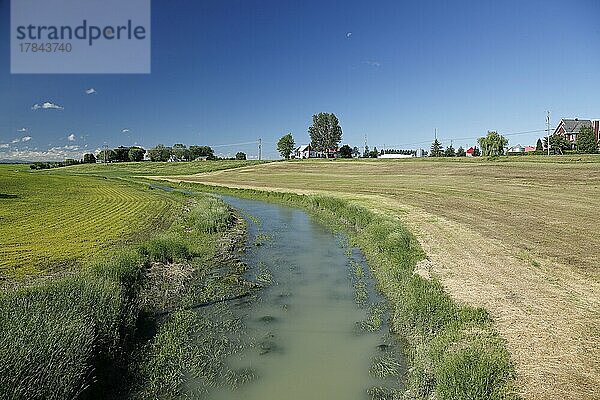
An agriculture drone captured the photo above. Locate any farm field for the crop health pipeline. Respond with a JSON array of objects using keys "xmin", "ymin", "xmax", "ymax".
[
  {"xmin": 160, "ymin": 156, "xmax": 600, "ymax": 400},
  {"xmin": 0, "ymin": 161, "xmax": 266, "ymax": 281},
  {"xmin": 0, "ymin": 164, "xmax": 180, "ymax": 280},
  {"xmin": 57, "ymin": 159, "xmax": 269, "ymax": 178}
]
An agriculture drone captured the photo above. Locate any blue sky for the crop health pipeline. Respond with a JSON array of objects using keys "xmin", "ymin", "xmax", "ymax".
[{"xmin": 1, "ymin": 0, "xmax": 600, "ymax": 160}]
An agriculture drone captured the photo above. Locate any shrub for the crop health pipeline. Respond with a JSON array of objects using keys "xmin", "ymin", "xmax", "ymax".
[{"xmin": 139, "ymin": 232, "xmax": 191, "ymax": 263}]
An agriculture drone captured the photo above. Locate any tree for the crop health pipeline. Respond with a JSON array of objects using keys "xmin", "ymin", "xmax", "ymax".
[
  {"xmin": 536, "ymin": 138, "xmax": 544, "ymax": 151},
  {"xmin": 308, "ymin": 113, "xmax": 343, "ymax": 156},
  {"xmin": 128, "ymin": 147, "xmax": 145, "ymax": 162},
  {"xmin": 444, "ymin": 144, "xmax": 456, "ymax": 157},
  {"xmin": 277, "ymin": 133, "xmax": 295, "ymax": 159},
  {"xmin": 363, "ymin": 145, "xmax": 369, "ymax": 158},
  {"xmin": 97, "ymin": 149, "xmax": 116, "ymax": 163},
  {"xmin": 235, "ymin": 152, "xmax": 247, "ymax": 160},
  {"xmin": 576, "ymin": 126, "xmax": 598, "ymax": 154},
  {"xmin": 456, "ymin": 146, "xmax": 466, "ymax": 157},
  {"xmin": 430, "ymin": 139, "xmax": 443, "ymax": 157},
  {"xmin": 352, "ymin": 146, "xmax": 360, "ymax": 158},
  {"xmin": 477, "ymin": 131, "xmax": 508, "ymax": 156},
  {"xmin": 113, "ymin": 146, "xmax": 130, "ymax": 162},
  {"xmin": 472, "ymin": 146, "xmax": 481, "ymax": 157},
  {"xmin": 148, "ymin": 144, "xmax": 171, "ymax": 162},
  {"xmin": 171, "ymin": 144, "xmax": 189, "ymax": 161},
  {"xmin": 339, "ymin": 144, "xmax": 353, "ymax": 158},
  {"xmin": 189, "ymin": 146, "xmax": 215, "ymax": 160},
  {"xmin": 83, "ymin": 153, "xmax": 96, "ymax": 163},
  {"xmin": 369, "ymin": 147, "xmax": 379, "ymax": 158},
  {"xmin": 543, "ymin": 134, "xmax": 571, "ymax": 155}
]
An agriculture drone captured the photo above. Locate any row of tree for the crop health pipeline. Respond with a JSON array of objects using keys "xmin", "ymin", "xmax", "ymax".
[
  {"xmin": 93, "ymin": 144, "xmax": 247, "ymax": 163},
  {"xmin": 30, "ymin": 158, "xmax": 85, "ymax": 170},
  {"xmin": 430, "ymin": 139, "xmax": 481, "ymax": 157},
  {"xmin": 96, "ymin": 146, "xmax": 146, "ymax": 163}
]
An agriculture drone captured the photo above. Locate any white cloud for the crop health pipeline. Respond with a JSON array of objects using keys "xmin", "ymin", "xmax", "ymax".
[
  {"xmin": 364, "ymin": 60, "xmax": 381, "ymax": 67},
  {"xmin": 17, "ymin": 127, "xmax": 27, "ymax": 133},
  {"xmin": 85, "ymin": 88, "xmax": 97, "ymax": 95},
  {"xmin": 0, "ymin": 145, "xmax": 86, "ymax": 161},
  {"xmin": 68, "ymin": 133, "xmax": 76, "ymax": 141},
  {"xmin": 346, "ymin": 32, "xmax": 352, "ymax": 38},
  {"xmin": 11, "ymin": 138, "xmax": 20, "ymax": 143},
  {"xmin": 21, "ymin": 136, "xmax": 32, "ymax": 142},
  {"xmin": 0, "ymin": 143, "xmax": 9, "ymax": 149},
  {"xmin": 31, "ymin": 101, "xmax": 64, "ymax": 110},
  {"xmin": 121, "ymin": 128, "xmax": 130, "ymax": 133}
]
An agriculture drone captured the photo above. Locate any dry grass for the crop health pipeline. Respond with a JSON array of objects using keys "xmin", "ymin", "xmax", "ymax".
[{"xmin": 161, "ymin": 156, "xmax": 600, "ymax": 400}]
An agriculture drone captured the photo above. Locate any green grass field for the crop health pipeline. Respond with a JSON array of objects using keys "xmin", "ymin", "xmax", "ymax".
[
  {"xmin": 0, "ymin": 161, "xmax": 250, "ymax": 399},
  {"xmin": 0, "ymin": 161, "xmax": 265, "ymax": 280},
  {"xmin": 163, "ymin": 155, "xmax": 600, "ymax": 400},
  {"xmin": 0, "ymin": 165, "xmax": 184, "ymax": 279},
  {"xmin": 56, "ymin": 159, "xmax": 269, "ymax": 178}
]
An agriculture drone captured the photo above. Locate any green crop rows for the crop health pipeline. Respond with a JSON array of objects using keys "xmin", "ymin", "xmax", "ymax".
[{"xmin": 0, "ymin": 165, "xmax": 179, "ymax": 278}]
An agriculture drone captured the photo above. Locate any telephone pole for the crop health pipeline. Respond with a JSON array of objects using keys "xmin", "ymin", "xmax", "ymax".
[
  {"xmin": 546, "ymin": 111, "xmax": 551, "ymax": 156},
  {"xmin": 258, "ymin": 138, "xmax": 262, "ymax": 160},
  {"xmin": 103, "ymin": 144, "xmax": 108, "ymax": 164}
]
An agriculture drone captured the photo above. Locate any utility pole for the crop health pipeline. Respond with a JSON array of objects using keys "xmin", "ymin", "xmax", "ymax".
[
  {"xmin": 258, "ymin": 138, "xmax": 262, "ymax": 160},
  {"xmin": 364, "ymin": 134, "xmax": 367, "ymax": 157},
  {"xmin": 546, "ymin": 111, "xmax": 551, "ymax": 156},
  {"xmin": 103, "ymin": 144, "xmax": 108, "ymax": 164}
]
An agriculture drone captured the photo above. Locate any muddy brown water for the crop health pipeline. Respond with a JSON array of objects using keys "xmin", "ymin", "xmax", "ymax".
[{"xmin": 200, "ymin": 196, "xmax": 405, "ymax": 399}]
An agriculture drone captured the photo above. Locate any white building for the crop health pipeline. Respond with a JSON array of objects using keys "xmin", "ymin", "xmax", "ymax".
[
  {"xmin": 506, "ymin": 144, "xmax": 525, "ymax": 153},
  {"xmin": 379, "ymin": 153, "xmax": 413, "ymax": 159},
  {"xmin": 293, "ymin": 144, "xmax": 316, "ymax": 159}
]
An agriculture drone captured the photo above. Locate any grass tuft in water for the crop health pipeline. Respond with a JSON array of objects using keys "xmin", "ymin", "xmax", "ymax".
[
  {"xmin": 370, "ymin": 354, "xmax": 402, "ymax": 379},
  {"xmin": 367, "ymin": 386, "xmax": 403, "ymax": 400}
]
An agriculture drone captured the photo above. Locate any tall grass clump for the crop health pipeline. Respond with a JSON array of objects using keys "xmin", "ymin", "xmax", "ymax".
[
  {"xmin": 186, "ymin": 196, "xmax": 234, "ymax": 234},
  {"xmin": 179, "ymin": 183, "xmax": 519, "ymax": 400},
  {"xmin": 0, "ymin": 194, "xmax": 236, "ymax": 399},
  {"xmin": 0, "ymin": 251, "xmax": 142, "ymax": 400}
]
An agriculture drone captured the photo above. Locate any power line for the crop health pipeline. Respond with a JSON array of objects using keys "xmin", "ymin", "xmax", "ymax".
[
  {"xmin": 208, "ymin": 141, "xmax": 259, "ymax": 148},
  {"xmin": 376, "ymin": 128, "xmax": 554, "ymax": 149}
]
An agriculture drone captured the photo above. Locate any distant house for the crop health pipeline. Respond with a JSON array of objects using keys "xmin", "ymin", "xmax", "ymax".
[
  {"xmin": 294, "ymin": 144, "xmax": 316, "ymax": 159},
  {"xmin": 553, "ymin": 118, "xmax": 600, "ymax": 148},
  {"xmin": 466, "ymin": 147, "xmax": 475, "ymax": 157},
  {"xmin": 524, "ymin": 146, "xmax": 536, "ymax": 153},
  {"xmin": 506, "ymin": 144, "xmax": 525, "ymax": 154}
]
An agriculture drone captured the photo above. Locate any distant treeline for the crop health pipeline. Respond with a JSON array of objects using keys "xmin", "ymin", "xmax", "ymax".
[
  {"xmin": 30, "ymin": 158, "xmax": 90, "ymax": 170},
  {"xmin": 30, "ymin": 144, "xmax": 247, "ymax": 169},
  {"xmin": 98, "ymin": 144, "xmax": 246, "ymax": 162}
]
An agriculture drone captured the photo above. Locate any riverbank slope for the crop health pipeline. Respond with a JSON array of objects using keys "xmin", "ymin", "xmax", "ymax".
[{"xmin": 159, "ymin": 156, "xmax": 600, "ymax": 400}]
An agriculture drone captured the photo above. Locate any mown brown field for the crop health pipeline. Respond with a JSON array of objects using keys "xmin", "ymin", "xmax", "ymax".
[{"xmin": 162, "ymin": 156, "xmax": 600, "ymax": 400}]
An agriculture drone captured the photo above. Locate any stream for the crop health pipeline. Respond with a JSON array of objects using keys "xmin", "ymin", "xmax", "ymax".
[{"xmin": 193, "ymin": 195, "xmax": 406, "ymax": 399}]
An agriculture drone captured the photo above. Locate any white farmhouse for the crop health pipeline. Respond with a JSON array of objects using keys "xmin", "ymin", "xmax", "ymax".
[{"xmin": 294, "ymin": 144, "xmax": 316, "ymax": 159}]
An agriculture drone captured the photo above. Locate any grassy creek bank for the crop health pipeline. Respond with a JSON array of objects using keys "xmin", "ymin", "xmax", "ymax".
[
  {"xmin": 0, "ymin": 191, "xmax": 253, "ymax": 399},
  {"xmin": 164, "ymin": 181, "xmax": 519, "ymax": 400}
]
